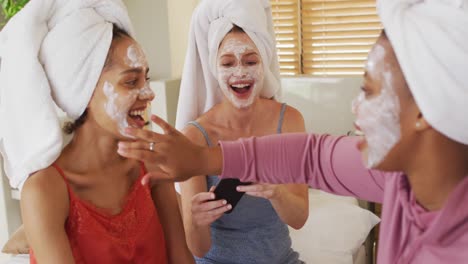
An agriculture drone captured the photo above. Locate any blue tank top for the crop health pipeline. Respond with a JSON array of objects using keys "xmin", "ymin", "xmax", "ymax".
[{"xmin": 188, "ymin": 103, "xmax": 303, "ymax": 264}]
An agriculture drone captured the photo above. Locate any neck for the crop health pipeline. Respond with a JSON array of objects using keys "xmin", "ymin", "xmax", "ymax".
[
  {"xmin": 60, "ymin": 122, "xmax": 130, "ymax": 173},
  {"xmin": 217, "ymin": 98, "xmax": 262, "ymax": 132},
  {"xmin": 406, "ymin": 134, "xmax": 468, "ymax": 211}
]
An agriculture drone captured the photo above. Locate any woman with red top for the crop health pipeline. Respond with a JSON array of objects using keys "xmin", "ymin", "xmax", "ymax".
[{"xmin": 0, "ymin": 0, "xmax": 193, "ymax": 263}]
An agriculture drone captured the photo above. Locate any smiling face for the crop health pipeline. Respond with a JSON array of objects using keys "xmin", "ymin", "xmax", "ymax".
[
  {"xmin": 88, "ymin": 36, "xmax": 154, "ymax": 139},
  {"xmin": 353, "ymin": 32, "xmax": 419, "ymax": 170},
  {"xmin": 216, "ymin": 29, "xmax": 264, "ymax": 109}
]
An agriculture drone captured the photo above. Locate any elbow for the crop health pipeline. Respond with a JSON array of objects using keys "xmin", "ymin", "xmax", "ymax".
[
  {"xmin": 190, "ymin": 244, "xmax": 210, "ymax": 258},
  {"xmin": 289, "ymin": 208, "xmax": 309, "ymax": 230},
  {"xmin": 289, "ymin": 221, "xmax": 306, "ymax": 230},
  {"xmin": 186, "ymin": 233, "xmax": 211, "ymax": 258}
]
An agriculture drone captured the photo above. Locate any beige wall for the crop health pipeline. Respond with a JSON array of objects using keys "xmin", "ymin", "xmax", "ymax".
[
  {"xmin": 282, "ymin": 77, "xmax": 362, "ymax": 135},
  {"xmin": 124, "ymin": 0, "xmax": 199, "ymax": 80},
  {"xmin": 123, "ymin": 0, "xmax": 172, "ymax": 80},
  {"xmin": 167, "ymin": 0, "xmax": 199, "ymax": 78}
]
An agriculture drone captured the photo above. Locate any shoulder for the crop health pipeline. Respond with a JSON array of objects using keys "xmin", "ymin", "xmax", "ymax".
[
  {"xmin": 181, "ymin": 122, "xmax": 209, "ymax": 146},
  {"xmin": 21, "ymin": 166, "xmax": 70, "ymax": 220},
  {"xmin": 281, "ymin": 104, "xmax": 306, "ymax": 133},
  {"xmin": 181, "ymin": 114, "xmax": 214, "ymax": 147}
]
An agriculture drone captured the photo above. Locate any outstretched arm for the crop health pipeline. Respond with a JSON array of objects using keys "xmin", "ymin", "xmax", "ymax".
[{"xmin": 118, "ymin": 115, "xmax": 395, "ymax": 203}]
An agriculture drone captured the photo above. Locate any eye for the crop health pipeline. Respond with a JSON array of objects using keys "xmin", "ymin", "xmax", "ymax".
[
  {"xmin": 125, "ymin": 79, "xmax": 138, "ymax": 86},
  {"xmin": 221, "ymin": 62, "xmax": 234, "ymax": 67},
  {"xmin": 246, "ymin": 61, "xmax": 257, "ymax": 66}
]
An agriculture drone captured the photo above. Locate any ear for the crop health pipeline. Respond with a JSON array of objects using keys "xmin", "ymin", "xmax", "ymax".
[{"xmin": 415, "ymin": 112, "xmax": 431, "ymax": 132}]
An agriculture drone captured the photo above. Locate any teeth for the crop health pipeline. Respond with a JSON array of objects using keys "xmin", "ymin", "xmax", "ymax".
[
  {"xmin": 354, "ymin": 130, "xmax": 364, "ymax": 136},
  {"xmin": 129, "ymin": 109, "xmax": 145, "ymax": 116},
  {"xmin": 231, "ymin": 84, "xmax": 249, "ymax": 89}
]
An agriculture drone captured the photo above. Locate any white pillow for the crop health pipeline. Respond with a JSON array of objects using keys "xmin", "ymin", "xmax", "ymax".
[{"xmin": 290, "ymin": 190, "xmax": 380, "ymax": 263}]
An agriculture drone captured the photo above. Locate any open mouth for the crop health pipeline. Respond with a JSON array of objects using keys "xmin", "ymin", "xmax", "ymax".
[
  {"xmin": 128, "ymin": 107, "xmax": 148, "ymax": 128},
  {"xmin": 230, "ymin": 82, "xmax": 253, "ymax": 96},
  {"xmin": 353, "ymin": 123, "xmax": 365, "ymax": 136}
]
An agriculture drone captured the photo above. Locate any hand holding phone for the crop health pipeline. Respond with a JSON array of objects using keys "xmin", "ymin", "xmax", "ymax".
[{"xmin": 213, "ymin": 179, "xmax": 251, "ymax": 214}]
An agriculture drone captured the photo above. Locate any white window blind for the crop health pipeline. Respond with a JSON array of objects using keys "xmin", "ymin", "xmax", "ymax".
[
  {"xmin": 271, "ymin": 0, "xmax": 382, "ymax": 76},
  {"xmin": 271, "ymin": 0, "xmax": 301, "ymax": 76}
]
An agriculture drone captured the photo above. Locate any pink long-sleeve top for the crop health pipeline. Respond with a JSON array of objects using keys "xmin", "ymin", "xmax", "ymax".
[{"xmin": 219, "ymin": 134, "xmax": 468, "ymax": 264}]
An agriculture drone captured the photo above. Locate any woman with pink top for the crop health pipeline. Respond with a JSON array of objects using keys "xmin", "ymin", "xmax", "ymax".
[{"xmin": 117, "ymin": 0, "xmax": 468, "ymax": 263}]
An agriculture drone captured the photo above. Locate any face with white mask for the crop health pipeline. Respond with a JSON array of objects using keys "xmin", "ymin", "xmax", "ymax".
[
  {"xmin": 216, "ymin": 28, "xmax": 264, "ymax": 109},
  {"xmin": 352, "ymin": 32, "xmax": 419, "ymax": 171},
  {"xmin": 88, "ymin": 35, "xmax": 155, "ymax": 139}
]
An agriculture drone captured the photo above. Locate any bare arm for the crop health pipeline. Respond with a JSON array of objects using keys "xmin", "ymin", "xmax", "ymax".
[
  {"xmin": 241, "ymin": 106, "xmax": 309, "ymax": 229},
  {"xmin": 180, "ymin": 176, "xmax": 212, "ymax": 257},
  {"xmin": 151, "ymin": 182, "xmax": 195, "ymax": 264},
  {"xmin": 179, "ymin": 126, "xmax": 231, "ymax": 257},
  {"xmin": 21, "ymin": 168, "xmax": 74, "ymax": 264},
  {"xmin": 270, "ymin": 184, "xmax": 309, "ymax": 229}
]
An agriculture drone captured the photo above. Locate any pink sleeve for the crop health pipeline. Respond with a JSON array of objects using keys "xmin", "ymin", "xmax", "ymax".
[{"xmin": 220, "ymin": 133, "xmax": 395, "ymax": 203}]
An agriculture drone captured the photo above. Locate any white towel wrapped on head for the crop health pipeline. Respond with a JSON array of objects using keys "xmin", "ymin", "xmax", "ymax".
[
  {"xmin": 175, "ymin": 0, "xmax": 281, "ymax": 130},
  {"xmin": 0, "ymin": 0, "xmax": 134, "ymax": 189},
  {"xmin": 377, "ymin": 0, "xmax": 468, "ymax": 145}
]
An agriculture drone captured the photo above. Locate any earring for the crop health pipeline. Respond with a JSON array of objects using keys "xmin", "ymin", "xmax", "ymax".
[{"xmin": 415, "ymin": 122, "xmax": 421, "ymax": 128}]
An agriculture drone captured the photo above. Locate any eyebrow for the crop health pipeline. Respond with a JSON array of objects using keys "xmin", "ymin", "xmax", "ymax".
[
  {"xmin": 243, "ymin": 51, "xmax": 259, "ymax": 57},
  {"xmin": 120, "ymin": 67, "xmax": 150, "ymax": 75},
  {"xmin": 220, "ymin": 54, "xmax": 236, "ymax": 58},
  {"xmin": 220, "ymin": 51, "xmax": 258, "ymax": 59}
]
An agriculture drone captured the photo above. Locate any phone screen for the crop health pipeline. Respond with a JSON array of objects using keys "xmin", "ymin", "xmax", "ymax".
[{"xmin": 213, "ymin": 179, "xmax": 251, "ymax": 214}]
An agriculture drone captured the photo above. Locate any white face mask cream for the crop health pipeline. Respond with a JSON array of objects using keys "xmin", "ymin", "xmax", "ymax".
[
  {"xmin": 352, "ymin": 45, "xmax": 401, "ymax": 168},
  {"xmin": 103, "ymin": 81, "xmax": 139, "ymax": 138},
  {"xmin": 125, "ymin": 44, "xmax": 147, "ymax": 68},
  {"xmin": 137, "ymin": 81, "xmax": 154, "ymax": 101},
  {"xmin": 217, "ymin": 38, "xmax": 264, "ymax": 109}
]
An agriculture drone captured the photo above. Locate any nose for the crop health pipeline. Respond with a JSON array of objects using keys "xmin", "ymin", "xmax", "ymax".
[
  {"xmin": 138, "ymin": 83, "xmax": 155, "ymax": 101},
  {"xmin": 233, "ymin": 65, "xmax": 248, "ymax": 78}
]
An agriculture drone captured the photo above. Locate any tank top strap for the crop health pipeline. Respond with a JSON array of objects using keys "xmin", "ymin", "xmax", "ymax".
[
  {"xmin": 51, "ymin": 163, "xmax": 75, "ymax": 199},
  {"xmin": 276, "ymin": 103, "xmax": 287, "ymax": 134},
  {"xmin": 187, "ymin": 121, "xmax": 214, "ymax": 147}
]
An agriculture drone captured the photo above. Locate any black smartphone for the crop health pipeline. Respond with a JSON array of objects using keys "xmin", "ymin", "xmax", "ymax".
[{"xmin": 213, "ymin": 179, "xmax": 252, "ymax": 214}]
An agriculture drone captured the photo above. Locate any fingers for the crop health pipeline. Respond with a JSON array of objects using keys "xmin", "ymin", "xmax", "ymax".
[
  {"xmin": 117, "ymin": 147, "xmax": 157, "ymax": 161},
  {"xmin": 118, "ymin": 141, "xmax": 153, "ymax": 152},
  {"xmin": 191, "ymin": 193, "xmax": 231, "ymax": 214},
  {"xmin": 192, "ymin": 192, "xmax": 216, "ymax": 203},
  {"xmin": 151, "ymin": 115, "xmax": 174, "ymax": 134},
  {"xmin": 237, "ymin": 184, "xmax": 275, "ymax": 199},
  {"xmin": 236, "ymin": 184, "xmax": 264, "ymax": 193},
  {"xmin": 209, "ymin": 186, "xmax": 216, "ymax": 192},
  {"xmin": 244, "ymin": 191, "xmax": 273, "ymax": 199},
  {"xmin": 192, "ymin": 202, "xmax": 232, "ymax": 226},
  {"xmin": 191, "ymin": 192, "xmax": 232, "ymax": 226},
  {"xmin": 193, "ymin": 205, "xmax": 231, "ymax": 226}
]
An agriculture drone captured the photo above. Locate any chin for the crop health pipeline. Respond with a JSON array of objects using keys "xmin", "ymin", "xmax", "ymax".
[{"xmin": 367, "ymin": 153, "xmax": 400, "ymax": 172}]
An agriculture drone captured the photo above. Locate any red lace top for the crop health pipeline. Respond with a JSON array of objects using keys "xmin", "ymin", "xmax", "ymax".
[{"xmin": 30, "ymin": 164, "xmax": 168, "ymax": 264}]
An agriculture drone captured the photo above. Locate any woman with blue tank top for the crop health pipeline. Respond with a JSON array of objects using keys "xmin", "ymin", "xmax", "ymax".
[{"xmin": 176, "ymin": 0, "xmax": 309, "ymax": 263}]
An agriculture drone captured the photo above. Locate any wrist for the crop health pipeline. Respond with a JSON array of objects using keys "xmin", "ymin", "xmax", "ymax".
[
  {"xmin": 269, "ymin": 186, "xmax": 284, "ymax": 203},
  {"xmin": 202, "ymin": 146, "xmax": 223, "ymax": 176}
]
